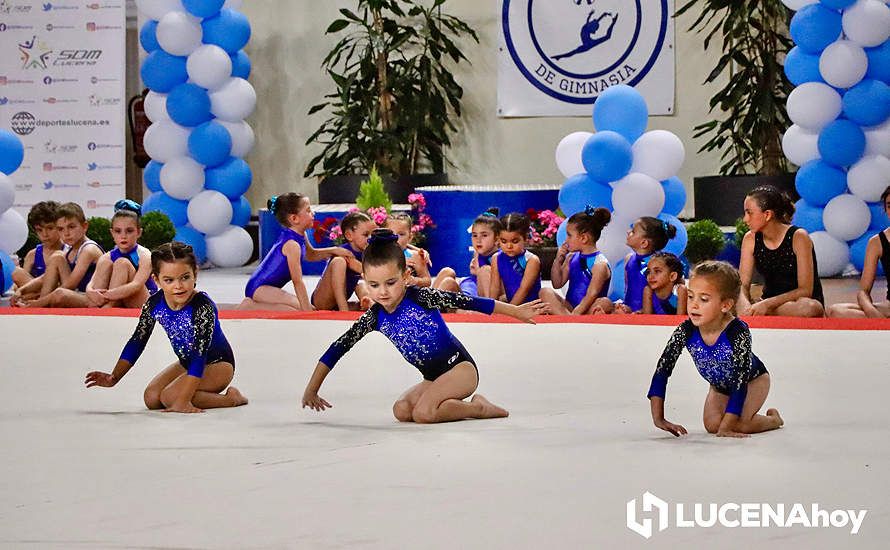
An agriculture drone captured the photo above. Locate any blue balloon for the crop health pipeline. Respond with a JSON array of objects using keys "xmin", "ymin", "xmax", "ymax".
[
  {"xmin": 865, "ymin": 42, "xmax": 890, "ymax": 83},
  {"xmin": 230, "ymin": 50, "xmax": 251, "ymax": 79},
  {"xmin": 0, "ymin": 128, "xmax": 24, "ymax": 175},
  {"xmin": 182, "ymin": 0, "xmax": 225, "ymax": 18},
  {"xmin": 661, "ymin": 177, "xmax": 687, "ymax": 216},
  {"xmin": 849, "ymin": 232, "xmax": 883, "ymax": 275},
  {"xmin": 140, "ymin": 50, "xmax": 188, "ymax": 93},
  {"xmin": 790, "ymin": 4, "xmax": 842, "ymax": 54},
  {"xmin": 581, "ymin": 131, "xmax": 633, "ymax": 183},
  {"xmin": 174, "ymin": 225, "xmax": 207, "ymax": 263},
  {"xmin": 558, "ymin": 173, "xmax": 613, "ymax": 216},
  {"xmin": 608, "ymin": 258, "xmax": 626, "ymax": 301},
  {"xmin": 792, "ymin": 199, "xmax": 826, "ymax": 233},
  {"xmin": 188, "ymin": 121, "xmax": 232, "ymax": 167},
  {"xmin": 231, "ymin": 195, "xmax": 251, "ymax": 227},
  {"xmin": 592, "ymin": 84, "xmax": 648, "ymax": 143},
  {"xmin": 204, "ymin": 157, "xmax": 252, "ymax": 199},
  {"xmin": 784, "ymin": 46, "xmax": 823, "ymax": 86},
  {"xmin": 820, "ymin": 0, "xmax": 856, "ymax": 9},
  {"xmin": 166, "ymin": 83, "xmax": 212, "ymax": 128},
  {"xmin": 139, "ymin": 20, "xmax": 160, "ymax": 53},
  {"xmin": 818, "ymin": 119, "xmax": 866, "ymax": 168},
  {"xmin": 202, "ymin": 9, "xmax": 251, "ymax": 54},
  {"xmin": 143, "ymin": 160, "xmax": 163, "ymax": 192},
  {"xmin": 658, "ymin": 213, "xmax": 688, "ymax": 256},
  {"xmin": 842, "ymin": 80, "xmax": 890, "ymax": 127},
  {"xmin": 869, "ymin": 201, "xmax": 890, "ymax": 231},
  {"xmin": 795, "ymin": 159, "xmax": 847, "ymax": 206},
  {"xmin": 555, "ymin": 219, "xmax": 568, "ymax": 247},
  {"xmin": 0, "ymin": 250, "xmax": 15, "ymax": 293},
  {"xmin": 143, "ymin": 191, "xmax": 189, "ymax": 226}
]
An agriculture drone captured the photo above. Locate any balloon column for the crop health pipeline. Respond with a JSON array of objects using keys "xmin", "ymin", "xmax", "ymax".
[
  {"xmin": 554, "ymin": 85, "xmax": 688, "ymax": 300},
  {"xmin": 781, "ymin": 0, "xmax": 890, "ymax": 276},
  {"xmin": 138, "ymin": 0, "xmax": 256, "ymax": 268},
  {"xmin": 0, "ymin": 128, "xmax": 27, "ymax": 294}
]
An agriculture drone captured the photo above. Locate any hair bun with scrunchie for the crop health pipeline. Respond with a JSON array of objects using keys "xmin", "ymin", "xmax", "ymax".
[{"xmin": 114, "ymin": 199, "xmax": 142, "ymax": 216}]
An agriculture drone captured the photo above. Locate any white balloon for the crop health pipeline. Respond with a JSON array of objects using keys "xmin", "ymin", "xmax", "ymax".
[
  {"xmin": 847, "ymin": 155, "xmax": 890, "ymax": 202},
  {"xmin": 786, "ymin": 82, "xmax": 843, "ymax": 131},
  {"xmin": 206, "ymin": 225, "xmax": 253, "ymax": 267},
  {"xmin": 160, "ymin": 156, "xmax": 205, "ymax": 200},
  {"xmin": 144, "ymin": 91, "xmax": 169, "ymax": 123},
  {"xmin": 611, "ymin": 173, "xmax": 665, "ymax": 220},
  {"xmin": 136, "ymin": 0, "xmax": 184, "ymax": 20},
  {"xmin": 223, "ymin": 0, "xmax": 243, "ymax": 9},
  {"xmin": 782, "ymin": 124, "xmax": 821, "ymax": 166},
  {"xmin": 630, "ymin": 130, "xmax": 686, "ymax": 182},
  {"xmin": 157, "ymin": 11, "xmax": 203, "ymax": 57},
  {"xmin": 555, "ymin": 131, "xmax": 593, "ymax": 178},
  {"xmin": 187, "ymin": 45, "xmax": 232, "ymax": 91},
  {"xmin": 217, "ymin": 119, "xmax": 255, "ymax": 157},
  {"xmin": 810, "ymin": 231, "xmax": 850, "ymax": 277},
  {"xmin": 823, "ymin": 193, "xmax": 871, "ymax": 241},
  {"xmin": 144, "ymin": 120, "xmax": 190, "ymax": 163},
  {"xmin": 599, "ymin": 212, "xmax": 633, "ymax": 266},
  {"xmin": 209, "ymin": 78, "xmax": 256, "ymax": 122},
  {"xmin": 0, "ymin": 208, "xmax": 28, "ymax": 255},
  {"xmin": 0, "ymin": 173, "xmax": 13, "ymax": 214},
  {"xmin": 864, "ymin": 120, "xmax": 890, "ymax": 157},
  {"xmin": 818, "ymin": 40, "xmax": 867, "ymax": 89},
  {"xmin": 780, "ymin": 0, "xmax": 817, "ymax": 10},
  {"xmin": 187, "ymin": 190, "xmax": 233, "ymax": 236},
  {"xmin": 842, "ymin": 0, "xmax": 890, "ymax": 48}
]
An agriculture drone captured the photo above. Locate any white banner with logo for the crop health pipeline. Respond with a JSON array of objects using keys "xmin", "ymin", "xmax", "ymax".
[
  {"xmin": 498, "ymin": 0, "xmax": 676, "ymax": 117},
  {"xmin": 0, "ymin": 1, "xmax": 125, "ymax": 218}
]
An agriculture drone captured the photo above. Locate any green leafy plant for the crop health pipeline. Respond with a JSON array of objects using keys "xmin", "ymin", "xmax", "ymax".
[
  {"xmin": 734, "ymin": 217, "xmax": 749, "ymax": 250},
  {"xmin": 676, "ymin": 1, "xmax": 793, "ymax": 176},
  {"xmin": 685, "ymin": 219, "xmax": 726, "ymax": 264},
  {"xmin": 86, "ymin": 217, "xmax": 114, "ymax": 252},
  {"xmin": 16, "ymin": 230, "xmax": 39, "ymax": 259},
  {"xmin": 355, "ymin": 166, "xmax": 393, "ymax": 212},
  {"xmin": 139, "ymin": 211, "xmax": 176, "ymax": 251},
  {"xmin": 305, "ymin": 0, "xmax": 478, "ymax": 180}
]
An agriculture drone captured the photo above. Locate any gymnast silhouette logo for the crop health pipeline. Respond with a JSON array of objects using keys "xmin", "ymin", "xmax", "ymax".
[
  {"xmin": 19, "ymin": 35, "xmax": 52, "ymax": 70},
  {"xmin": 501, "ymin": 0, "xmax": 669, "ymax": 105}
]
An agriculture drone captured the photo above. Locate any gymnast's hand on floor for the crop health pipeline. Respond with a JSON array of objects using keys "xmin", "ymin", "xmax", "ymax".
[
  {"xmin": 302, "ymin": 391, "xmax": 332, "ymax": 412},
  {"xmin": 654, "ymin": 418, "xmax": 687, "ymax": 437},
  {"xmin": 85, "ymin": 371, "xmax": 117, "ymax": 388}
]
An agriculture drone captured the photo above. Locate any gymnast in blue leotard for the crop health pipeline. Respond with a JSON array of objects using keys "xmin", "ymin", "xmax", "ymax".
[
  {"xmin": 302, "ymin": 229, "xmax": 547, "ymax": 423},
  {"xmin": 312, "ymin": 211, "xmax": 376, "ymax": 311},
  {"xmin": 86, "ymin": 200, "xmax": 156, "ymax": 308},
  {"xmin": 10, "ymin": 201, "xmax": 66, "ymax": 304},
  {"xmin": 647, "ymin": 261, "xmax": 783, "ymax": 438},
  {"xmin": 541, "ymin": 206, "xmax": 612, "ymax": 315},
  {"xmin": 433, "ymin": 207, "xmax": 501, "ymax": 298},
  {"xmin": 488, "ymin": 212, "xmax": 542, "ymax": 305},
  {"xmin": 641, "ymin": 252, "xmax": 688, "ymax": 315},
  {"xmin": 240, "ymin": 193, "xmax": 358, "ymax": 311},
  {"xmin": 86, "ymin": 242, "xmax": 248, "ymax": 413}
]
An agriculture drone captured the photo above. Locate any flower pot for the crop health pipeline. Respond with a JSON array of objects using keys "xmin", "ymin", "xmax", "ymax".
[
  {"xmin": 527, "ymin": 246, "xmax": 558, "ymax": 281},
  {"xmin": 693, "ymin": 173, "xmax": 797, "ymax": 225},
  {"xmin": 318, "ymin": 173, "xmax": 449, "ymax": 204}
]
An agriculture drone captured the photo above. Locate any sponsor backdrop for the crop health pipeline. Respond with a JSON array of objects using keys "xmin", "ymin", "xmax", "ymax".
[
  {"xmin": 498, "ymin": 0, "xmax": 676, "ymax": 117},
  {"xmin": 0, "ymin": 0, "xmax": 125, "ymax": 218}
]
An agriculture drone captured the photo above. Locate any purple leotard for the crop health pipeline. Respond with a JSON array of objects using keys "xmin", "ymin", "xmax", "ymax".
[
  {"xmin": 566, "ymin": 251, "xmax": 610, "ymax": 308},
  {"xmin": 110, "ymin": 246, "xmax": 158, "ymax": 293},
  {"xmin": 650, "ymin": 287, "xmax": 679, "ymax": 315},
  {"xmin": 624, "ymin": 252, "xmax": 652, "ymax": 311},
  {"xmin": 458, "ymin": 252, "xmax": 494, "ymax": 296},
  {"xmin": 30, "ymin": 244, "xmax": 47, "ymax": 277},
  {"xmin": 67, "ymin": 239, "xmax": 102, "ymax": 292},
  {"xmin": 496, "ymin": 250, "xmax": 541, "ymax": 303},
  {"xmin": 245, "ymin": 228, "xmax": 306, "ymax": 298}
]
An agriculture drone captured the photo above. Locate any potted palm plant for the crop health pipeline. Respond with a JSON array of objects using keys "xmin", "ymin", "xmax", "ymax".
[
  {"xmin": 677, "ymin": 0, "xmax": 799, "ymax": 224},
  {"xmin": 305, "ymin": 0, "xmax": 478, "ymax": 203}
]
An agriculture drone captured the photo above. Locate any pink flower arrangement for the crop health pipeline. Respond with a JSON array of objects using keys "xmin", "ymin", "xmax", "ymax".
[
  {"xmin": 526, "ymin": 208, "xmax": 564, "ymax": 246},
  {"xmin": 327, "ymin": 194, "xmax": 436, "ymax": 245}
]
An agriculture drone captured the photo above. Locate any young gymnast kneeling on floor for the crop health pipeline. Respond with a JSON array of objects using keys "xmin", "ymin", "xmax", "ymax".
[
  {"xmin": 302, "ymin": 229, "xmax": 548, "ymax": 423},
  {"xmin": 647, "ymin": 261, "xmax": 783, "ymax": 438},
  {"xmin": 85, "ymin": 242, "xmax": 247, "ymax": 413}
]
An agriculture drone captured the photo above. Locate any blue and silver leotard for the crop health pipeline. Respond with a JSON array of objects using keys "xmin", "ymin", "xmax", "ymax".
[
  {"xmin": 319, "ymin": 287, "xmax": 496, "ymax": 381},
  {"xmin": 110, "ymin": 246, "xmax": 158, "ymax": 293},
  {"xmin": 566, "ymin": 251, "xmax": 610, "ymax": 308},
  {"xmin": 647, "ymin": 318, "xmax": 768, "ymax": 415},
  {"xmin": 119, "ymin": 291, "xmax": 234, "ymax": 377},
  {"xmin": 624, "ymin": 252, "xmax": 652, "ymax": 311},
  {"xmin": 245, "ymin": 228, "xmax": 306, "ymax": 298},
  {"xmin": 496, "ymin": 251, "xmax": 541, "ymax": 303},
  {"xmin": 459, "ymin": 252, "xmax": 494, "ymax": 296}
]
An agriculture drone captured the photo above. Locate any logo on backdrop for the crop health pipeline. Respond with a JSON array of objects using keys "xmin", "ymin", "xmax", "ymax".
[
  {"xmin": 18, "ymin": 36, "xmax": 53, "ymax": 70},
  {"xmin": 502, "ymin": 0, "xmax": 668, "ymax": 103},
  {"xmin": 11, "ymin": 111, "xmax": 36, "ymax": 135},
  {"xmin": 626, "ymin": 491, "xmax": 868, "ymax": 539}
]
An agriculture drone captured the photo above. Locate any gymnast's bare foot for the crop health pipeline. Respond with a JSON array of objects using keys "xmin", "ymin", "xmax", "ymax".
[
  {"xmin": 471, "ymin": 394, "xmax": 508, "ymax": 419},
  {"xmin": 766, "ymin": 408, "xmax": 783, "ymax": 427},
  {"xmin": 225, "ymin": 387, "xmax": 249, "ymax": 407}
]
